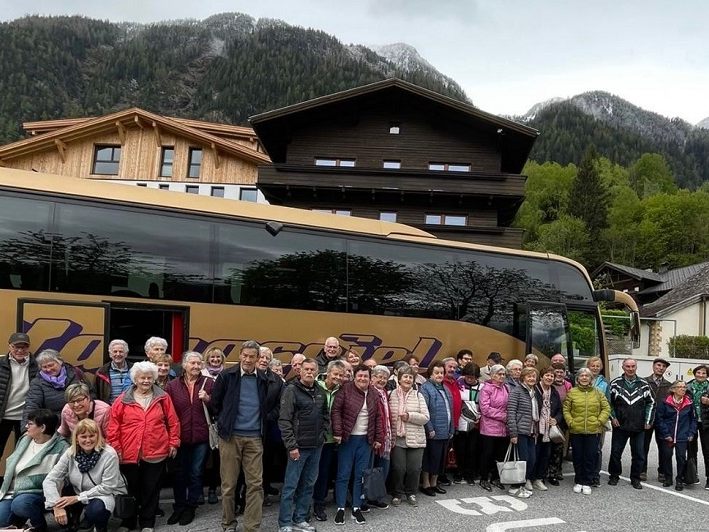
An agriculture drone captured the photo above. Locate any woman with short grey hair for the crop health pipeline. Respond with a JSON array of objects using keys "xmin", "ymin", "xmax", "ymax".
[
  {"xmin": 506, "ymin": 359, "xmax": 523, "ymax": 390},
  {"xmin": 58, "ymin": 382, "xmax": 111, "ymax": 438},
  {"xmin": 22, "ymin": 349, "xmax": 91, "ymax": 429},
  {"xmin": 144, "ymin": 337, "xmax": 168, "ymax": 362}
]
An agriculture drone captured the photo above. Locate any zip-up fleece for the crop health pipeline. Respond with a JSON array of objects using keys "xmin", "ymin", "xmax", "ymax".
[{"xmin": 608, "ymin": 375, "xmax": 654, "ymax": 432}]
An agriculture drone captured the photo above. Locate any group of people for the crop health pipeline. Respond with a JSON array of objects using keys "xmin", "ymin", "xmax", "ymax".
[{"xmin": 1, "ymin": 331, "xmax": 709, "ymax": 532}]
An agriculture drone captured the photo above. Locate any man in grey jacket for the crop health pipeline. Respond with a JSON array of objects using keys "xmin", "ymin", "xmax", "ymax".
[{"xmin": 277, "ymin": 358, "xmax": 329, "ymax": 532}]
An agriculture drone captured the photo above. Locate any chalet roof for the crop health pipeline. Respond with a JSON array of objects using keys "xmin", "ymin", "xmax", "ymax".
[
  {"xmin": 249, "ymin": 78, "xmax": 539, "ymax": 173},
  {"xmin": 0, "ymin": 108, "xmax": 269, "ymax": 166},
  {"xmin": 638, "ymin": 261, "xmax": 709, "ymax": 296},
  {"xmin": 592, "ymin": 261, "xmax": 663, "ymax": 282},
  {"xmin": 641, "ymin": 263, "xmax": 709, "ymax": 317}
]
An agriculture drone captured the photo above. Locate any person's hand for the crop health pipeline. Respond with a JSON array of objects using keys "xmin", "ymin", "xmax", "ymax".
[
  {"xmin": 510, "ymin": 436, "xmax": 518, "ymax": 445},
  {"xmin": 400, "ymin": 412, "xmax": 409, "ymax": 422},
  {"xmin": 289, "ymin": 449, "xmax": 300, "ymax": 461},
  {"xmin": 428, "ymin": 430, "xmax": 436, "ymax": 439},
  {"xmin": 198, "ymin": 389, "xmax": 209, "ymax": 402},
  {"xmin": 644, "ymin": 424, "xmax": 652, "ymax": 430},
  {"xmin": 611, "ymin": 418, "xmax": 620, "ymax": 428},
  {"xmin": 549, "ymin": 419, "xmax": 557, "ymax": 426},
  {"xmin": 169, "ymin": 446, "xmax": 178, "ymax": 458},
  {"xmin": 54, "ymin": 495, "xmax": 79, "ymax": 509},
  {"xmin": 53, "ymin": 507, "xmax": 68, "ymax": 526},
  {"xmin": 701, "ymin": 396, "xmax": 709, "ymax": 405},
  {"xmin": 333, "ymin": 436, "xmax": 342, "ymax": 444},
  {"xmin": 373, "ymin": 442, "xmax": 382, "ymax": 451}
]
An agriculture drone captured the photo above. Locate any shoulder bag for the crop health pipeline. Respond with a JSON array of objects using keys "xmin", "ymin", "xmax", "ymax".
[
  {"xmin": 200, "ymin": 378, "xmax": 219, "ymax": 450},
  {"xmin": 496, "ymin": 443, "xmax": 527, "ymax": 485}
]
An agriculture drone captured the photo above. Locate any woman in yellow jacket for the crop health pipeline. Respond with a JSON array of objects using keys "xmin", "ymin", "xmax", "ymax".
[{"xmin": 563, "ymin": 368, "xmax": 610, "ymax": 496}]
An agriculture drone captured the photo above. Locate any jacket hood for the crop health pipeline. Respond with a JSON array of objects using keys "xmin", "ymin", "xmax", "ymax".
[{"xmin": 664, "ymin": 393, "xmax": 693, "ymax": 410}]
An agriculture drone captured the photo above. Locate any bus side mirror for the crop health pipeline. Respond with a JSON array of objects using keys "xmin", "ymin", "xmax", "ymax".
[{"xmin": 630, "ymin": 311, "xmax": 641, "ymax": 349}]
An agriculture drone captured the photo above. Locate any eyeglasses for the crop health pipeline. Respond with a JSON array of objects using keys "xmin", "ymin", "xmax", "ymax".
[{"xmin": 69, "ymin": 397, "xmax": 88, "ymax": 404}]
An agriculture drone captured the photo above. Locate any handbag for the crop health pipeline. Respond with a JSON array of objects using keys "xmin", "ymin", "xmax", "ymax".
[
  {"xmin": 549, "ymin": 425, "xmax": 565, "ymax": 444},
  {"xmin": 361, "ymin": 454, "xmax": 387, "ymax": 502},
  {"xmin": 685, "ymin": 455, "xmax": 699, "ymax": 484},
  {"xmin": 200, "ymin": 378, "xmax": 219, "ymax": 450},
  {"xmin": 496, "ymin": 443, "xmax": 527, "ymax": 485},
  {"xmin": 87, "ymin": 470, "xmax": 134, "ymax": 519}
]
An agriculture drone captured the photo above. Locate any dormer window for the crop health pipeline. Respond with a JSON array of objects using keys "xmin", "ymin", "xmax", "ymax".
[{"xmin": 315, "ymin": 158, "xmax": 356, "ymax": 167}]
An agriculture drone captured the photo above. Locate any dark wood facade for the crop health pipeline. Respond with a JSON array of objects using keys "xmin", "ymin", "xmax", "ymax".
[{"xmin": 251, "ymin": 79, "xmax": 538, "ymax": 248}]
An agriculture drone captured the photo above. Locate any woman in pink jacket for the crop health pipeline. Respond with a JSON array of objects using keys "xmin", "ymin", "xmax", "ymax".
[{"xmin": 478, "ymin": 364, "xmax": 510, "ymax": 491}]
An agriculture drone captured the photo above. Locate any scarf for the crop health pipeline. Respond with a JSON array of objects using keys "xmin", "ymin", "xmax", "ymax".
[
  {"xmin": 75, "ymin": 448, "xmax": 102, "ymax": 473},
  {"xmin": 523, "ymin": 384, "xmax": 539, "ymax": 435},
  {"xmin": 40, "ymin": 365, "xmax": 68, "ymax": 389},
  {"xmin": 376, "ymin": 387, "xmax": 392, "ymax": 457},
  {"xmin": 395, "ymin": 386, "xmax": 412, "ymax": 437},
  {"xmin": 538, "ymin": 386, "xmax": 552, "ymax": 442},
  {"xmin": 206, "ymin": 365, "xmax": 223, "ymax": 377}
]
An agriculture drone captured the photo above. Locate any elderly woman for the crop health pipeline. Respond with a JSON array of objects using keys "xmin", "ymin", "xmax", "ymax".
[
  {"xmin": 524, "ymin": 354, "xmax": 539, "ymax": 369},
  {"xmin": 367, "ymin": 365, "xmax": 393, "ymax": 509},
  {"xmin": 454, "ymin": 362, "xmax": 482, "ymax": 485},
  {"xmin": 165, "ymin": 352, "xmax": 213, "ymax": 526},
  {"xmin": 505, "ymin": 360, "xmax": 523, "ymax": 390},
  {"xmin": 107, "ymin": 361, "xmax": 180, "ymax": 532},
  {"xmin": 685, "ymin": 365, "xmax": 709, "ymax": 487},
  {"xmin": 0, "ymin": 409, "xmax": 68, "ymax": 531},
  {"xmin": 201, "ymin": 347, "xmax": 225, "ymax": 378},
  {"xmin": 547, "ymin": 362, "xmax": 573, "ymax": 486},
  {"xmin": 420, "ymin": 361, "xmax": 454, "ymax": 497},
  {"xmin": 388, "ymin": 366, "xmax": 430, "ymax": 507},
  {"xmin": 58, "ymin": 383, "xmax": 111, "ymax": 439},
  {"xmin": 656, "ymin": 380, "xmax": 697, "ymax": 491},
  {"xmin": 43, "ymin": 419, "xmax": 126, "ymax": 532},
  {"xmin": 22, "ymin": 349, "xmax": 90, "ymax": 429},
  {"xmin": 144, "ymin": 336, "xmax": 168, "ymax": 361},
  {"xmin": 530, "ymin": 367, "xmax": 563, "ymax": 491},
  {"xmin": 478, "ymin": 364, "xmax": 509, "ymax": 491},
  {"xmin": 563, "ymin": 367, "xmax": 610, "ymax": 495},
  {"xmin": 154, "ymin": 353, "xmax": 175, "ymax": 389},
  {"xmin": 507, "ymin": 367, "xmax": 539, "ymax": 498},
  {"xmin": 586, "ymin": 356, "xmax": 608, "ymax": 487}
]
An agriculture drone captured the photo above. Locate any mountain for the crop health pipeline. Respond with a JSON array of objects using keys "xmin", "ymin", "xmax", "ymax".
[
  {"xmin": 698, "ymin": 117, "xmax": 709, "ymax": 130},
  {"xmin": 519, "ymin": 92, "xmax": 709, "ymax": 189},
  {"xmin": 0, "ymin": 13, "xmax": 468, "ymax": 143}
]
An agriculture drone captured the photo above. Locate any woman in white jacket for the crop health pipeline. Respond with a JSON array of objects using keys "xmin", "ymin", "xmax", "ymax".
[
  {"xmin": 43, "ymin": 418, "xmax": 126, "ymax": 532},
  {"xmin": 388, "ymin": 366, "xmax": 430, "ymax": 507}
]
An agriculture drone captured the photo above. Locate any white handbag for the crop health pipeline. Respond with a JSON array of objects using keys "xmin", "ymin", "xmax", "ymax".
[{"xmin": 496, "ymin": 443, "xmax": 527, "ymax": 484}]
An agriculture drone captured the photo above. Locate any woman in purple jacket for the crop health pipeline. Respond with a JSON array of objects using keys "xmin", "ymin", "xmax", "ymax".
[
  {"xmin": 478, "ymin": 364, "xmax": 510, "ymax": 491},
  {"xmin": 165, "ymin": 351, "xmax": 213, "ymax": 526}
]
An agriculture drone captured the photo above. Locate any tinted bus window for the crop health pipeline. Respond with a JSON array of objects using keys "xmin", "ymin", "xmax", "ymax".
[
  {"xmin": 0, "ymin": 195, "xmax": 52, "ymax": 291},
  {"xmin": 51, "ymin": 202, "xmax": 213, "ymax": 301},
  {"xmin": 215, "ymin": 223, "xmax": 347, "ymax": 311}
]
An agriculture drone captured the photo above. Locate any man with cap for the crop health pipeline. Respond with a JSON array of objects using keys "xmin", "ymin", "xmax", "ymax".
[
  {"xmin": 0, "ymin": 333, "xmax": 38, "ymax": 457},
  {"xmin": 642, "ymin": 357, "xmax": 673, "ymax": 482},
  {"xmin": 480, "ymin": 352, "xmax": 502, "ymax": 383}
]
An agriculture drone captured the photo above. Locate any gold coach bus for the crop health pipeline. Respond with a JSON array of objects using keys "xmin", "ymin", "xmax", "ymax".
[{"xmin": 0, "ymin": 167, "xmax": 638, "ymax": 371}]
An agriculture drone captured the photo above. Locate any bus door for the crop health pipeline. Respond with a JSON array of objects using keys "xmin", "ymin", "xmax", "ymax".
[
  {"xmin": 517, "ymin": 301, "xmax": 574, "ymax": 370},
  {"xmin": 17, "ymin": 298, "xmax": 108, "ymax": 371},
  {"xmin": 107, "ymin": 303, "xmax": 189, "ymax": 363}
]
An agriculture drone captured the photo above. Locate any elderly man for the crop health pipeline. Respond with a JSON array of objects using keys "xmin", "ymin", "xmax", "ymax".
[
  {"xmin": 0, "ymin": 332, "xmax": 37, "ymax": 455},
  {"xmin": 211, "ymin": 340, "xmax": 283, "ymax": 532},
  {"xmin": 278, "ymin": 358, "xmax": 329, "ymax": 532},
  {"xmin": 607, "ymin": 358, "xmax": 654, "ymax": 489},
  {"xmin": 286, "ymin": 353, "xmax": 306, "ymax": 384},
  {"xmin": 642, "ymin": 357, "xmax": 673, "ymax": 482},
  {"xmin": 312, "ymin": 360, "xmax": 345, "ymax": 522},
  {"xmin": 480, "ymin": 352, "xmax": 502, "ymax": 383},
  {"xmin": 95, "ymin": 339, "xmax": 133, "ymax": 404},
  {"xmin": 316, "ymin": 337, "xmax": 341, "ymax": 374}
]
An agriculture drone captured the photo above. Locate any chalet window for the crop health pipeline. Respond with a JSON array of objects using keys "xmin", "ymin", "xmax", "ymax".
[
  {"xmin": 92, "ymin": 145, "xmax": 121, "ymax": 175},
  {"xmin": 187, "ymin": 148, "xmax": 203, "ymax": 178},
  {"xmin": 239, "ymin": 188, "xmax": 258, "ymax": 202},
  {"xmin": 379, "ymin": 211, "xmax": 397, "ymax": 222},
  {"xmin": 429, "ymin": 162, "xmax": 471, "ymax": 172},
  {"xmin": 389, "ymin": 123, "xmax": 400, "ymax": 134},
  {"xmin": 314, "ymin": 158, "xmax": 356, "ymax": 167},
  {"xmin": 158, "ymin": 184, "xmax": 170, "ymax": 190},
  {"xmin": 211, "ymin": 187, "xmax": 225, "ymax": 198},
  {"xmin": 160, "ymin": 147, "xmax": 175, "ymax": 177},
  {"xmin": 425, "ymin": 213, "xmax": 467, "ymax": 226},
  {"xmin": 312, "ymin": 208, "xmax": 351, "ymax": 216},
  {"xmin": 383, "ymin": 160, "xmax": 401, "ymax": 169},
  {"xmin": 186, "ymin": 185, "xmax": 199, "ymax": 194}
]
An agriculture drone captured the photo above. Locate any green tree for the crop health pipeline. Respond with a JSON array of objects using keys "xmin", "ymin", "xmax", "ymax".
[
  {"xmin": 629, "ymin": 153, "xmax": 677, "ymax": 198},
  {"xmin": 527, "ymin": 215, "xmax": 590, "ymax": 264}
]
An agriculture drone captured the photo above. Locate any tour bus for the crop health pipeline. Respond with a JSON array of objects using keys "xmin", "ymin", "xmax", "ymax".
[{"xmin": 0, "ymin": 167, "xmax": 639, "ymax": 372}]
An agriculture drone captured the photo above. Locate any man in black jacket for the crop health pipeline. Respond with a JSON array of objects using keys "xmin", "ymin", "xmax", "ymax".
[
  {"xmin": 211, "ymin": 340, "xmax": 282, "ymax": 532},
  {"xmin": 0, "ymin": 332, "xmax": 37, "ymax": 457},
  {"xmin": 642, "ymin": 357, "xmax": 672, "ymax": 482},
  {"xmin": 277, "ymin": 358, "xmax": 329, "ymax": 532}
]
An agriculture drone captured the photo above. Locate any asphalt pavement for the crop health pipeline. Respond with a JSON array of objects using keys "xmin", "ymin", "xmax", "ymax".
[{"xmin": 148, "ymin": 433, "xmax": 709, "ymax": 532}]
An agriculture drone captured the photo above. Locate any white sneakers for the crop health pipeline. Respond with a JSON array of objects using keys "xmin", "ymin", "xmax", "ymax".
[
  {"xmin": 532, "ymin": 480, "xmax": 548, "ymax": 491},
  {"xmin": 573, "ymin": 484, "xmax": 583, "ymax": 493},
  {"xmin": 524, "ymin": 480, "xmax": 533, "ymax": 491},
  {"xmin": 509, "ymin": 487, "xmax": 532, "ymax": 498},
  {"xmin": 582, "ymin": 485, "xmax": 592, "ymax": 495}
]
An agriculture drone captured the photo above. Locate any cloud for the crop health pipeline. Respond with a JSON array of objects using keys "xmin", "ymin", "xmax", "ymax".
[{"xmin": 367, "ymin": 0, "xmax": 479, "ymax": 23}]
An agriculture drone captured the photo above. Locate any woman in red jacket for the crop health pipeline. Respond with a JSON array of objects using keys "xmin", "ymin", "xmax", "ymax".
[{"xmin": 107, "ymin": 361, "xmax": 180, "ymax": 532}]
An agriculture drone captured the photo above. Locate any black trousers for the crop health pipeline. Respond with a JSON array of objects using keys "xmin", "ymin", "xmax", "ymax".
[
  {"xmin": 688, "ymin": 426, "xmax": 709, "ymax": 480},
  {"xmin": 642, "ymin": 425, "xmax": 663, "ymax": 475},
  {"xmin": 0, "ymin": 419, "xmax": 21, "ymax": 456},
  {"xmin": 479, "ymin": 434, "xmax": 509, "ymax": 482},
  {"xmin": 120, "ymin": 460, "xmax": 166, "ymax": 529},
  {"xmin": 452, "ymin": 429, "xmax": 480, "ymax": 480}
]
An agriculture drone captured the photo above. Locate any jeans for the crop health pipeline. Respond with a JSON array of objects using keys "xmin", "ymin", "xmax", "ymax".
[
  {"xmin": 608, "ymin": 428, "xmax": 645, "ymax": 481},
  {"xmin": 313, "ymin": 443, "xmax": 337, "ymax": 508},
  {"xmin": 335, "ymin": 435, "xmax": 371, "ymax": 509},
  {"xmin": 570, "ymin": 433, "xmax": 600, "ymax": 486},
  {"xmin": 120, "ymin": 459, "xmax": 166, "ymax": 529},
  {"xmin": 83, "ymin": 498, "xmax": 111, "ymax": 528},
  {"xmin": 219, "ymin": 435, "xmax": 263, "ymax": 532},
  {"xmin": 660, "ymin": 440, "xmax": 689, "ymax": 483},
  {"xmin": 0, "ymin": 492, "xmax": 46, "ymax": 529},
  {"xmin": 278, "ymin": 447, "xmax": 322, "ymax": 527},
  {"xmin": 532, "ymin": 436, "xmax": 552, "ymax": 481},
  {"xmin": 515, "ymin": 435, "xmax": 537, "ymax": 482},
  {"xmin": 173, "ymin": 442, "xmax": 210, "ymax": 509},
  {"xmin": 390, "ymin": 446, "xmax": 424, "ymax": 497}
]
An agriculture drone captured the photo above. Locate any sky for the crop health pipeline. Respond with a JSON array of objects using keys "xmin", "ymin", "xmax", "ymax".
[{"xmin": 3, "ymin": 0, "xmax": 709, "ymax": 123}]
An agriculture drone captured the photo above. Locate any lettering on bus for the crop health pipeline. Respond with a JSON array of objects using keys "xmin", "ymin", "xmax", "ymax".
[{"xmin": 23, "ymin": 318, "xmax": 103, "ymax": 362}]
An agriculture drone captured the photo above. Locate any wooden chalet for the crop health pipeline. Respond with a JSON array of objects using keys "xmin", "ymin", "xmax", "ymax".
[{"xmin": 250, "ymin": 78, "xmax": 539, "ymax": 248}]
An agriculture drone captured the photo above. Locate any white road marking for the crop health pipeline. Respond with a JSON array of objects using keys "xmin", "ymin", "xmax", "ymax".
[
  {"xmin": 597, "ymin": 470, "xmax": 709, "ymax": 507},
  {"xmin": 486, "ymin": 517, "xmax": 566, "ymax": 531}
]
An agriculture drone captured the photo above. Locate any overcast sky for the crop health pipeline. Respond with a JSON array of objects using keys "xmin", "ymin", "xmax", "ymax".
[{"xmin": 4, "ymin": 0, "xmax": 708, "ymax": 123}]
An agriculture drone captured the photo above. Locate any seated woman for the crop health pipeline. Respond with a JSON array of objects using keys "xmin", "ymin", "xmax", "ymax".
[
  {"xmin": 0, "ymin": 409, "xmax": 69, "ymax": 532},
  {"xmin": 43, "ymin": 419, "xmax": 126, "ymax": 532},
  {"xmin": 58, "ymin": 383, "xmax": 111, "ymax": 439}
]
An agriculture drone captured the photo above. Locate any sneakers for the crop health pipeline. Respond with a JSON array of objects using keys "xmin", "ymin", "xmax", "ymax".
[
  {"xmin": 406, "ymin": 494, "xmax": 418, "ymax": 507},
  {"xmin": 517, "ymin": 487, "xmax": 532, "ymax": 498},
  {"xmin": 293, "ymin": 521, "xmax": 316, "ymax": 532},
  {"xmin": 532, "ymin": 480, "xmax": 548, "ymax": 491},
  {"xmin": 369, "ymin": 500, "xmax": 389, "ymax": 509},
  {"xmin": 334, "ymin": 509, "xmax": 345, "ymax": 526},
  {"xmin": 573, "ymin": 484, "xmax": 583, "ymax": 493},
  {"xmin": 391, "ymin": 497, "xmax": 401, "ymax": 507},
  {"xmin": 359, "ymin": 504, "xmax": 370, "ymax": 513},
  {"xmin": 508, "ymin": 486, "xmax": 519, "ymax": 495},
  {"xmin": 479, "ymin": 480, "xmax": 492, "ymax": 492},
  {"xmin": 581, "ymin": 485, "xmax": 592, "ymax": 495},
  {"xmin": 351, "ymin": 508, "xmax": 366, "ymax": 525},
  {"xmin": 524, "ymin": 480, "xmax": 533, "ymax": 491},
  {"xmin": 279, "ymin": 527, "xmax": 293, "ymax": 532},
  {"xmin": 608, "ymin": 476, "xmax": 619, "ymax": 486},
  {"xmin": 313, "ymin": 506, "xmax": 327, "ymax": 522}
]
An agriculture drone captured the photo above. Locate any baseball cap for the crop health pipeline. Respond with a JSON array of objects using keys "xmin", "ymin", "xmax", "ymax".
[{"xmin": 8, "ymin": 332, "xmax": 30, "ymax": 345}]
